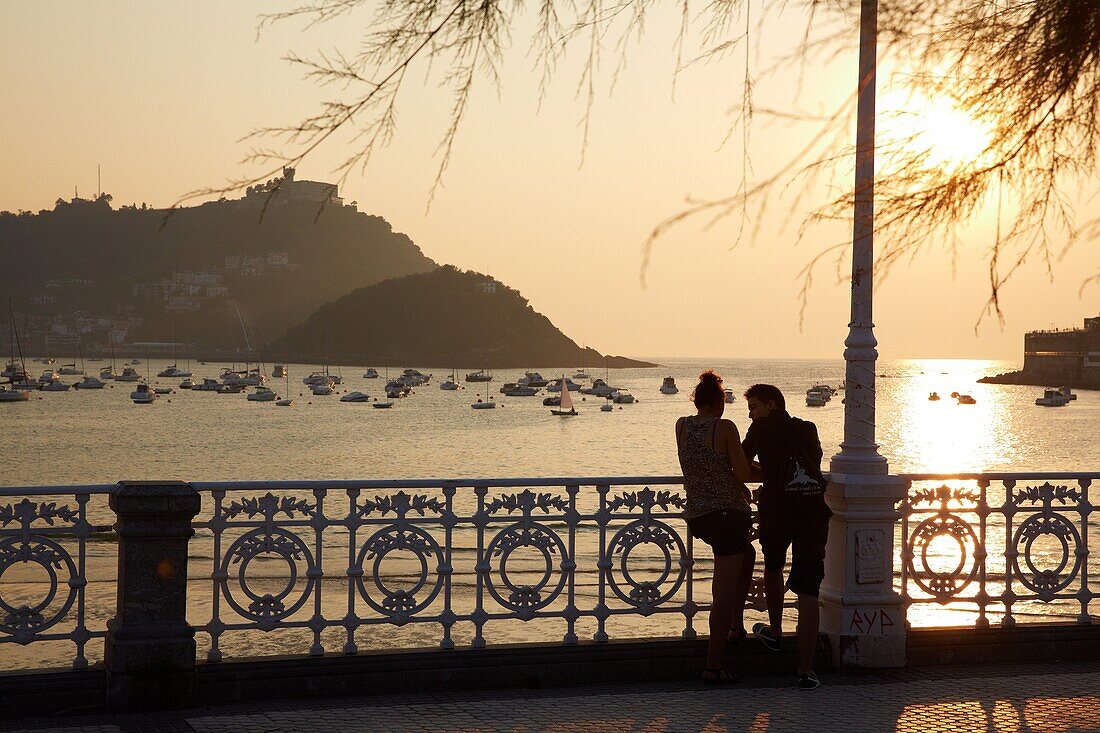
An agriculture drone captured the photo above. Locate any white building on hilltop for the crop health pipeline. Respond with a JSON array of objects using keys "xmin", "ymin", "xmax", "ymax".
[{"xmin": 243, "ymin": 167, "xmax": 343, "ymax": 207}]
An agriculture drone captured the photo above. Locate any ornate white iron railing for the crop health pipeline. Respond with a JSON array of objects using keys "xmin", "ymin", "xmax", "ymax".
[
  {"xmin": 5, "ymin": 471, "xmax": 1096, "ymax": 670},
  {"xmin": 190, "ymin": 478, "xmax": 765, "ymax": 661},
  {"xmin": 0, "ymin": 485, "xmax": 116, "ymax": 669},
  {"xmin": 898, "ymin": 473, "xmax": 1098, "ymax": 628}
]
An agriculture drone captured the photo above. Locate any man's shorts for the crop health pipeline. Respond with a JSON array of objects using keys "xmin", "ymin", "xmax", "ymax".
[
  {"xmin": 688, "ymin": 508, "xmax": 752, "ymax": 556},
  {"xmin": 758, "ymin": 501, "xmax": 831, "ymax": 596}
]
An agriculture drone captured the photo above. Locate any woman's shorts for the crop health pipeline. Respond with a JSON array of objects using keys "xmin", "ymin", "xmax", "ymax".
[{"xmin": 687, "ymin": 508, "xmax": 752, "ymax": 556}]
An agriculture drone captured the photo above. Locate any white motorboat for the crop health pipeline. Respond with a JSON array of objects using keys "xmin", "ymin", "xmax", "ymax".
[
  {"xmin": 99, "ymin": 366, "xmax": 115, "ymax": 380},
  {"xmin": 130, "ymin": 384, "xmax": 157, "ymax": 404},
  {"xmin": 573, "ymin": 369, "xmax": 590, "ymax": 381},
  {"xmin": 37, "ymin": 369, "xmax": 60, "ymax": 384},
  {"xmin": 73, "ymin": 376, "xmax": 106, "ymax": 389},
  {"xmin": 503, "ymin": 385, "xmax": 539, "ymax": 397},
  {"xmin": 0, "ymin": 386, "xmax": 30, "ymax": 402},
  {"xmin": 612, "ymin": 389, "xmax": 635, "ymax": 404},
  {"xmin": 2, "ymin": 366, "xmax": 29, "ymax": 382},
  {"xmin": 546, "ymin": 377, "xmax": 582, "ymax": 393},
  {"xmin": 724, "ymin": 389, "xmax": 735, "ymax": 404},
  {"xmin": 311, "ymin": 382, "xmax": 335, "ymax": 396},
  {"xmin": 806, "ymin": 386, "xmax": 832, "ymax": 407},
  {"xmin": 192, "ymin": 378, "xmax": 221, "ymax": 392},
  {"xmin": 272, "ymin": 364, "xmax": 287, "ymax": 379},
  {"xmin": 40, "ymin": 377, "xmax": 70, "ymax": 391},
  {"xmin": 519, "ymin": 371, "xmax": 549, "ymax": 388},
  {"xmin": 660, "ymin": 376, "xmax": 678, "ymax": 395},
  {"xmin": 363, "ymin": 368, "xmax": 379, "ymax": 379},
  {"xmin": 551, "ymin": 376, "xmax": 578, "ymax": 416},
  {"xmin": 1036, "ymin": 388, "xmax": 1070, "ymax": 407},
  {"xmin": 303, "ymin": 369, "xmax": 338, "ymax": 386},
  {"xmin": 114, "ymin": 367, "xmax": 142, "ymax": 382},
  {"xmin": 178, "ymin": 378, "xmax": 195, "ymax": 389},
  {"xmin": 217, "ymin": 384, "xmax": 243, "ymax": 394},
  {"xmin": 580, "ymin": 379, "xmax": 614, "ymax": 397},
  {"xmin": 401, "ymin": 369, "xmax": 431, "ymax": 386},
  {"xmin": 340, "ymin": 391, "xmax": 371, "ymax": 402},
  {"xmin": 248, "ymin": 386, "xmax": 279, "ymax": 402}
]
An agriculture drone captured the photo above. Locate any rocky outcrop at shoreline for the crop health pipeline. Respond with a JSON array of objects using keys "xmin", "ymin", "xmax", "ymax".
[{"xmin": 978, "ymin": 370, "xmax": 1099, "ymax": 390}]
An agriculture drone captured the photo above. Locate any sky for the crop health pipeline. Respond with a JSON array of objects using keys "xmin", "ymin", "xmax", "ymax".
[{"xmin": 1, "ymin": 1, "xmax": 1096, "ymax": 361}]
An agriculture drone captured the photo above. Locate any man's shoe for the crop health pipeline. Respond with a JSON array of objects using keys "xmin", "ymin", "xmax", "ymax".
[
  {"xmin": 752, "ymin": 622, "xmax": 781, "ymax": 652},
  {"xmin": 797, "ymin": 672, "xmax": 821, "ymax": 690}
]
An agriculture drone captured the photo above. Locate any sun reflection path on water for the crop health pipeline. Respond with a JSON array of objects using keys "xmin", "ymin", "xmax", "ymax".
[{"xmin": 885, "ymin": 359, "xmax": 1014, "ymax": 474}]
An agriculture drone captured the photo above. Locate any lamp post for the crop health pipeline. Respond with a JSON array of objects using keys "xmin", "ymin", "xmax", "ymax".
[
  {"xmin": 832, "ymin": 0, "xmax": 888, "ymax": 477},
  {"xmin": 820, "ymin": 0, "xmax": 908, "ymax": 668}
]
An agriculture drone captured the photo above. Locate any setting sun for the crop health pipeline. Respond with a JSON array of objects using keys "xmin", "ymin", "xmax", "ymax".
[{"xmin": 881, "ymin": 92, "xmax": 994, "ymax": 172}]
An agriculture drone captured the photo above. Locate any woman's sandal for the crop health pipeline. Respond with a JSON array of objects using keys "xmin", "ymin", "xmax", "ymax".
[
  {"xmin": 726, "ymin": 627, "xmax": 748, "ymax": 647},
  {"xmin": 702, "ymin": 667, "xmax": 739, "ymax": 685}
]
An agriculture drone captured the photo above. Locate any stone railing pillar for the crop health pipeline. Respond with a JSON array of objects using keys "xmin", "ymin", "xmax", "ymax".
[
  {"xmin": 820, "ymin": 473, "xmax": 908, "ymax": 667},
  {"xmin": 105, "ymin": 481, "xmax": 201, "ymax": 711}
]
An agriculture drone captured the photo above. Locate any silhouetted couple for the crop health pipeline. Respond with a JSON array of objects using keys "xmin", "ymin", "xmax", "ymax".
[{"xmin": 675, "ymin": 372, "xmax": 830, "ymax": 690}]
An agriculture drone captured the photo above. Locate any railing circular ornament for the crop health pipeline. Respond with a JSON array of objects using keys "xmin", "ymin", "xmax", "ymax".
[
  {"xmin": 0, "ymin": 536, "xmax": 79, "ymax": 638},
  {"xmin": 221, "ymin": 528, "xmax": 317, "ymax": 624},
  {"xmin": 1011, "ymin": 514, "xmax": 1082, "ymax": 599},
  {"xmin": 484, "ymin": 522, "xmax": 568, "ymax": 612},
  {"xmin": 355, "ymin": 525, "xmax": 445, "ymax": 619},
  {"xmin": 906, "ymin": 515, "xmax": 979, "ymax": 599},
  {"xmin": 606, "ymin": 518, "xmax": 687, "ymax": 610}
]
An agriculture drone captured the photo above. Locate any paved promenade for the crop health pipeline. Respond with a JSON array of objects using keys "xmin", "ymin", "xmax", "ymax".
[{"xmin": 4, "ymin": 661, "xmax": 1099, "ymax": 733}]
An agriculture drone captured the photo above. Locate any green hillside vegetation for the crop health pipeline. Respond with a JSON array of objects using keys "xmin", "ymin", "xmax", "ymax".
[
  {"xmin": 0, "ymin": 195, "xmax": 436, "ymax": 350},
  {"xmin": 271, "ymin": 266, "xmax": 654, "ymax": 368}
]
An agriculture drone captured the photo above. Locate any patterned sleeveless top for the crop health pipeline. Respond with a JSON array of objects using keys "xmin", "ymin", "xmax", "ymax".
[{"xmin": 678, "ymin": 417, "xmax": 751, "ymax": 520}]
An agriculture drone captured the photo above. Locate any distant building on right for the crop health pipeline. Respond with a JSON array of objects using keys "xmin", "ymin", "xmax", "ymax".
[{"xmin": 1023, "ymin": 315, "xmax": 1100, "ymax": 387}]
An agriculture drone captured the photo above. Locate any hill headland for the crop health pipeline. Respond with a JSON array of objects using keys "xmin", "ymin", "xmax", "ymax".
[
  {"xmin": 0, "ymin": 184, "xmax": 436, "ymax": 352},
  {"xmin": 270, "ymin": 266, "xmax": 655, "ymax": 368}
]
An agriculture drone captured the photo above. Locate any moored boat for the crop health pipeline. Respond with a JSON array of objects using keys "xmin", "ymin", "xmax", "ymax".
[
  {"xmin": 660, "ymin": 376, "xmax": 678, "ymax": 395},
  {"xmin": 73, "ymin": 376, "xmax": 106, "ymax": 390},
  {"xmin": 248, "ymin": 386, "xmax": 279, "ymax": 402},
  {"xmin": 550, "ymin": 375, "xmax": 578, "ymax": 416},
  {"xmin": 0, "ymin": 386, "xmax": 30, "ymax": 402},
  {"xmin": 130, "ymin": 383, "xmax": 157, "ymax": 404},
  {"xmin": 1035, "ymin": 388, "xmax": 1069, "ymax": 407}
]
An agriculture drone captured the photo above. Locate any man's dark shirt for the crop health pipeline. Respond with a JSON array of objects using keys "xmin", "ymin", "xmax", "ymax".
[{"xmin": 741, "ymin": 409, "xmax": 826, "ymax": 518}]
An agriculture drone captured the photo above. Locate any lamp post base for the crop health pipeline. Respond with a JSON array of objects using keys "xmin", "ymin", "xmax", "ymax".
[{"xmin": 820, "ymin": 472, "xmax": 908, "ymax": 668}]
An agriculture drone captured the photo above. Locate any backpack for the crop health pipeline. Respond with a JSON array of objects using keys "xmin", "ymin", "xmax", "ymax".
[{"xmin": 780, "ymin": 418, "xmax": 826, "ymax": 497}]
